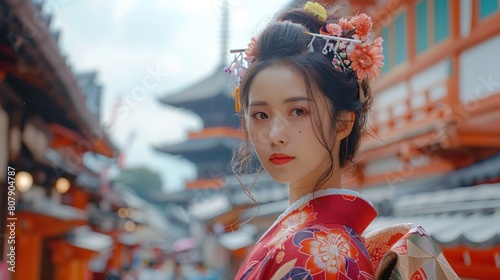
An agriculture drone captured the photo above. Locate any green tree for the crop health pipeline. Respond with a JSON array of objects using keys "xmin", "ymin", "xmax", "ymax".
[{"xmin": 115, "ymin": 166, "xmax": 163, "ymax": 195}]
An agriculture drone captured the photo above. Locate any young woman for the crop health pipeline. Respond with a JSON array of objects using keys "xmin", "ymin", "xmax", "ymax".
[{"xmin": 228, "ymin": 2, "xmax": 459, "ymax": 279}]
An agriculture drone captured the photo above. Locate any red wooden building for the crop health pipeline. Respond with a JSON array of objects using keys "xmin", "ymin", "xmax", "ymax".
[
  {"xmin": 0, "ymin": 0, "xmax": 143, "ymax": 279},
  {"xmin": 335, "ymin": 0, "xmax": 500, "ymax": 278}
]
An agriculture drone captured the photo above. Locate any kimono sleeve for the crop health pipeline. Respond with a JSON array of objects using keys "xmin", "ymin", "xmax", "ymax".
[
  {"xmin": 363, "ymin": 223, "xmax": 460, "ymax": 280},
  {"xmin": 259, "ymin": 226, "xmax": 374, "ymax": 280}
]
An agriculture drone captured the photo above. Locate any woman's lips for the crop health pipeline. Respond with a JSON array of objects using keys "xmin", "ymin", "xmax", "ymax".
[{"xmin": 269, "ymin": 153, "xmax": 295, "ymax": 165}]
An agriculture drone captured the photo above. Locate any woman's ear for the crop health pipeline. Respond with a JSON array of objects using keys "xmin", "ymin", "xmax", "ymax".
[{"xmin": 336, "ymin": 111, "xmax": 355, "ymax": 141}]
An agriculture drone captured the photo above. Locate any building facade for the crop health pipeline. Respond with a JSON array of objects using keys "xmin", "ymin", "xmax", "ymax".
[{"xmin": 342, "ymin": 0, "xmax": 500, "ymax": 278}]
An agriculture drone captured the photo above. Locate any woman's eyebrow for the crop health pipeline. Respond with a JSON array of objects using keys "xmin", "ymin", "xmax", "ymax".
[
  {"xmin": 283, "ymin": 97, "xmax": 312, "ymax": 103},
  {"xmin": 249, "ymin": 97, "xmax": 311, "ymax": 107}
]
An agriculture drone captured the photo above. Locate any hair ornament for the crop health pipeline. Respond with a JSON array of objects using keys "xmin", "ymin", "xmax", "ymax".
[
  {"xmin": 233, "ymin": 86, "xmax": 240, "ymax": 112},
  {"xmin": 224, "ymin": 35, "xmax": 259, "ymax": 113},
  {"xmin": 224, "ymin": 5, "xmax": 384, "ymax": 111},
  {"xmin": 224, "ymin": 51, "xmax": 247, "ymax": 112},
  {"xmin": 305, "ymin": 32, "xmax": 362, "ymax": 44},
  {"xmin": 307, "ymin": 11, "xmax": 384, "ymax": 81},
  {"xmin": 303, "ymin": 1, "xmax": 327, "ymax": 22},
  {"xmin": 244, "ymin": 37, "xmax": 258, "ymax": 63}
]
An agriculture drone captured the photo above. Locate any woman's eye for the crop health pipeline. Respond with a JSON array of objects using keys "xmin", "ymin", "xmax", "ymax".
[
  {"xmin": 291, "ymin": 108, "xmax": 306, "ymax": 117},
  {"xmin": 253, "ymin": 112, "xmax": 268, "ymax": 120}
]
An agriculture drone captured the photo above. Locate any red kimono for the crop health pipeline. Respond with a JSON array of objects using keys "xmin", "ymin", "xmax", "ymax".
[
  {"xmin": 235, "ymin": 189, "xmax": 377, "ymax": 280},
  {"xmin": 235, "ymin": 189, "xmax": 459, "ymax": 280}
]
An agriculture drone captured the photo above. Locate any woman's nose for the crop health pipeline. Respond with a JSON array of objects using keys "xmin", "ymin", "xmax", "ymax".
[{"xmin": 268, "ymin": 114, "xmax": 288, "ymax": 145}]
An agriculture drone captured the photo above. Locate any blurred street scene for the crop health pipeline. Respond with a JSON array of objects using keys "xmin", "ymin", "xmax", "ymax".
[{"xmin": 1, "ymin": 0, "xmax": 500, "ymax": 279}]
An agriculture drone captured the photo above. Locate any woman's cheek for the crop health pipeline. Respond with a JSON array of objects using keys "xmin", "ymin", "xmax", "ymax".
[{"xmin": 250, "ymin": 125, "xmax": 273, "ymax": 151}]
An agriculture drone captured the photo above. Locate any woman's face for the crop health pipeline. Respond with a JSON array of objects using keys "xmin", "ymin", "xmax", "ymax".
[{"xmin": 246, "ymin": 64, "xmax": 335, "ymax": 187}]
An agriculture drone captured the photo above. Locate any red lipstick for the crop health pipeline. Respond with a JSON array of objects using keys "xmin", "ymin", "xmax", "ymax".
[{"xmin": 269, "ymin": 153, "xmax": 295, "ymax": 165}]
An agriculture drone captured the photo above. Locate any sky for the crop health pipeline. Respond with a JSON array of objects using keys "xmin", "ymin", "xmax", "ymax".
[{"xmin": 50, "ymin": 0, "xmax": 291, "ymax": 191}]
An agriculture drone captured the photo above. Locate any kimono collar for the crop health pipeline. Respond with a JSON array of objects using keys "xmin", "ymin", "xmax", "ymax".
[{"xmin": 276, "ymin": 188, "xmax": 377, "ymax": 234}]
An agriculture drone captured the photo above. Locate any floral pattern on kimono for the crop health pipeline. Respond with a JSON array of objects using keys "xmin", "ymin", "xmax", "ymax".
[
  {"xmin": 235, "ymin": 189, "xmax": 378, "ymax": 280},
  {"xmin": 235, "ymin": 189, "xmax": 460, "ymax": 280}
]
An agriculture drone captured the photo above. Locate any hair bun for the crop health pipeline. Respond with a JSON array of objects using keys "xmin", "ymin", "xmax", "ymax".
[{"xmin": 256, "ymin": 21, "xmax": 309, "ymax": 60}]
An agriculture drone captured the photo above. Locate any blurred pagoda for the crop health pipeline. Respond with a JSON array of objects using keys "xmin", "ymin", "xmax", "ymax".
[{"xmin": 156, "ymin": 0, "xmax": 241, "ymax": 190}]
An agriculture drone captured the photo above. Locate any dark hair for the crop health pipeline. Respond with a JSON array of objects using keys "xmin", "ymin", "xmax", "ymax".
[{"xmin": 231, "ymin": 8, "xmax": 372, "ymax": 198}]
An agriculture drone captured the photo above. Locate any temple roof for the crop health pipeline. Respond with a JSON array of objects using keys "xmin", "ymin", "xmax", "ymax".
[
  {"xmin": 366, "ymin": 183, "xmax": 500, "ymax": 247},
  {"xmin": 154, "ymin": 136, "xmax": 239, "ymax": 161},
  {"xmin": 159, "ymin": 68, "xmax": 231, "ymax": 106},
  {"xmin": 158, "ymin": 67, "xmax": 239, "ymax": 128}
]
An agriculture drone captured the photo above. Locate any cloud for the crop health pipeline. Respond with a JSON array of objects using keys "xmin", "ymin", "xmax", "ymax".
[{"xmin": 52, "ymin": 0, "xmax": 290, "ymax": 191}]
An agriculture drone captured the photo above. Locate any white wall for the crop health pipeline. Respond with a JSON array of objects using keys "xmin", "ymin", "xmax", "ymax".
[
  {"xmin": 372, "ymin": 59, "xmax": 450, "ymax": 126},
  {"xmin": 459, "ymin": 35, "xmax": 500, "ymax": 103},
  {"xmin": 372, "ymin": 81, "xmax": 407, "ymax": 124},
  {"xmin": 364, "ymin": 155, "xmax": 401, "ymax": 176},
  {"xmin": 410, "ymin": 59, "xmax": 450, "ymax": 108}
]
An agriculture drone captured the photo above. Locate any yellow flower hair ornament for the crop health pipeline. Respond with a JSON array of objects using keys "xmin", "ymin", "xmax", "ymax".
[{"xmin": 304, "ymin": 1, "xmax": 327, "ymax": 22}]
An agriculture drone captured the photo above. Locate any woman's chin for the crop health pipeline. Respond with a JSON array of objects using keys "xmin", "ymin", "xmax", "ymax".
[
  {"xmin": 265, "ymin": 172, "xmax": 293, "ymax": 184},
  {"xmin": 262, "ymin": 164, "xmax": 302, "ymax": 184}
]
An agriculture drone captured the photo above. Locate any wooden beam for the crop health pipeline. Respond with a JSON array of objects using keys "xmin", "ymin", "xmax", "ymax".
[
  {"xmin": 50, "ymin": 240, "xmax": 98, "ymax": 280},
  {"xmin": 15, "ymin": 232, "xmax": 42, "ymax": 280},
  {"xmin": 16, "ymin": 211, "xmax": 86, "ymax": 237},
  {"xmin": 451, "ymin": 264, "xmax": 500, "ymax": 280},
  {"xmin": 442, "ymin": 245, "xmax": 500, "ymax": 280},
  {"xmin": 359, "ymin": 119, "xmax": 449, "ymax": 162},
  {"xmin": 450, "ymin": 0, "xmax": 460, "ymax": 39},
  {"xmin": 464, "ymin": 93, "xmax": 500, "ymax": 119},
  {"xmin": 456, "ymin": 132, "xmax": 500, "ymax": 148},
  {"xmin": 50, "ymin": 123, "xmax": 115, "ymax": 158},
  {"xmin": 188, "ymin": 126, "xmax": 243, "ymax": 140},
  {"xmin": 360, "ymin": 155, "xmax": 455, "ymax": 188},
  {"xmin": 0, "ymin": 61, "xmax": 47, "ymax": 93}
]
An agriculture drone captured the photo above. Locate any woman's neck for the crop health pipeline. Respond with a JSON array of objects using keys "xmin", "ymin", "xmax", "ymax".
[{"xmin": 288, "ymin": 161, "xmax": 342, "ymax": 204}]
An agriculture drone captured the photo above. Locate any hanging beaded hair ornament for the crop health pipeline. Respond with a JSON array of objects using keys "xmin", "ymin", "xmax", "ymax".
[
  {"xmin": 224, "ymin": 37, "xmax": 257, "ymax": 112},
  {"xmin": 225, "ymin": 1, "xmax": 384, "ymax": 111}
]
